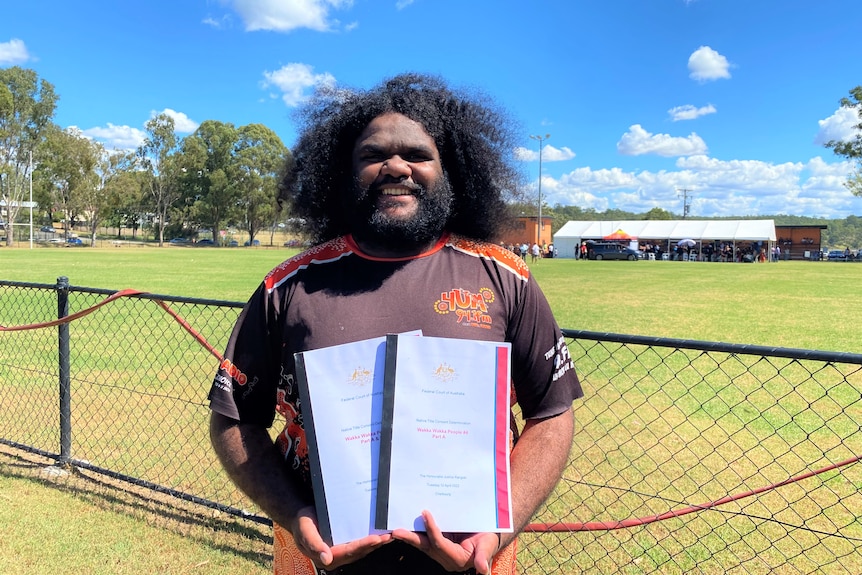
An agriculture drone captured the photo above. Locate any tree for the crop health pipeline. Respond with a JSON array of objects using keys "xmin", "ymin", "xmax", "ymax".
[
  {"xmin": 825, "ymin": 85, "xmax": 862, "ymax": 197},
  {"xmin": 0, "ymin": 67, "xmax": 58, "ymax": 246},
  {"xmin": 87, "ymin": 148, "xmax": 138, "ymax": 243},
  {"xmin": 137, "ymin": 113, "xmax": 181, "ymax": 246},
  {"xmin": 36, "ymin": 127, "xmax": 100, "ymax": 241},
  {"xmin": 234, "ymin": 124, "xmax": 288, "ymax": 245},
  {"xmin": 178, "ymin": 120, "xmax": 240, "ymax": 244},
  {"xmin": 101, "ymin": 153, "xmax": 146, "ymax": 240},
  {"xmin": 643, "ymin": 207, "xmax": 674, "ymax": 220}
]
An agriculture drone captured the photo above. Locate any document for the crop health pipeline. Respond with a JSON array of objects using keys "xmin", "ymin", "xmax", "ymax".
[
  {"xmin": 294, "ymin": 336, "xmax": 391, "ymax": 546},
  {"xmin": 376, "ymin": 333, "xmax": 513, "ymax": 534}
]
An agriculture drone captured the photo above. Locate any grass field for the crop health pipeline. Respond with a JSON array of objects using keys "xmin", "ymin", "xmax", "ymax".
[
  {"xmin": 1, "ymin": 246, "xmax": 861, "ymax": 574},
  {"xmin": 1, "ymin": 245, "xmax": 860, "ymax": 352}
]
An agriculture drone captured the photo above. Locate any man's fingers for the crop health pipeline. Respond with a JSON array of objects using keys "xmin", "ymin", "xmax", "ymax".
[
  {"xmin": 325, "ymin": 534, "xmax": 393, "ymax": 569},
  {"xmin": 472, "ymin": 533, "xmax": 500, "ymax": 575},
  {"xmin": 291, "ymin": 510, "xmax": 335, "ymax": 566}
]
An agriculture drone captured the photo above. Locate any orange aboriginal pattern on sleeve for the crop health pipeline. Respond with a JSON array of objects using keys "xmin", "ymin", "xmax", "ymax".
[
  {"xmin": 491, "ymin": 540, "xmax": 518, "ymax": 575},
  {"xmin": 273, "ymin": 523, "xmax": 318, "ymax": 575},
  {"xmin": 265, "ymin": 237, "xmax": 353, "ymax": 292},
  {"xmin": 446, "ymin": 235, "xmax": 531, "ymax": 282}
]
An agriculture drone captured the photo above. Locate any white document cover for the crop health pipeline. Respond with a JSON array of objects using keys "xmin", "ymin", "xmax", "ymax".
[
  {"xmin": 376, "ymin": 333, "xmax": 513, "ymax": 534},
  {"xmin": 294, "ymin": 336, "xmax": 391, "ymax": 546}
]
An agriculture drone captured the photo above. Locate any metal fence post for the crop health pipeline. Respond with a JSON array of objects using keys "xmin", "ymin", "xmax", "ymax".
[{"xmin": 57, "ymin": 276, "xmax": 72, "ymax": 465}]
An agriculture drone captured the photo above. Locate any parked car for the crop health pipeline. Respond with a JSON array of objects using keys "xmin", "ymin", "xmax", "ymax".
[
  {"xmin": 196, "ymin": 239, "xmax": 215, "ymax": 246},
  {"xmin": 169, "ymin": 237, "xmax": 188, "ymax": 244},
  {"xmin": 827, "ymin": 250, "xmax": 847, "ymax": 261},
  {"xmin": 66, "ymin": 237, "xmax": 83, "ymax": 245},
  {"xmin": 244, "ymin": 239, "xmax": 260, "ymax": 247},
  {"xmin": 587, "ymin": 242, "xmax": 640, "ymax": 261},
  {"xmin": 40, "ymin": 225, "xmax": 56, "ymax": 233}
]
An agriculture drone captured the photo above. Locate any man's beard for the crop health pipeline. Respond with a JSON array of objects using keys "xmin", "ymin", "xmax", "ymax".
[{"xmin": 347, "ymin": 175, "xmax": 454, "ymax": 253}]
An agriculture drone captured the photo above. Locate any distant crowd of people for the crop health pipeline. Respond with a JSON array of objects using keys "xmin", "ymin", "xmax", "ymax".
[
  {"xmin": 648, "ymin": 241, "xmax": 777, "ymax": 262},
  {"xmin": 502, "ymin": 242, "xmax": 556, "ymax": 262},
  {"xmin": 569, "ymin": 240, "xmax": 784, "ymax": 262}
]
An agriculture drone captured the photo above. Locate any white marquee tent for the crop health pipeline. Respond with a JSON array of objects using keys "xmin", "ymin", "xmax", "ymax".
[{"xmin": 552, "ymin": 220, "xmax": 777, "ymax": 259}]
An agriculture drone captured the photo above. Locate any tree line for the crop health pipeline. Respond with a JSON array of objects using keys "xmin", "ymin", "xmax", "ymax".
[
  {"xmin": 1, "ymin": 67, "xmax": 859, "ymax": 249},
  {"xmin": 0, "ymin": 67, "xmax": 289, "ymax": 247}
]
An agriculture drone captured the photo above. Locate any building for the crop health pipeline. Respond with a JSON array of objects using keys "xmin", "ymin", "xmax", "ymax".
[
  {"xmin": 774, "ymin": 224, "xmax": 827, "ymax": 261},
  {"xmin": 499, "ymin": 215, "xmax": 553, "ymax": 248}
]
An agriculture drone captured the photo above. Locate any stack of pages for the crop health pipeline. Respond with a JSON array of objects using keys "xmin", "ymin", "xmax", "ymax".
[{"xmin": 295, "ymin": 332, "xmax": 513, "ymax": 546}]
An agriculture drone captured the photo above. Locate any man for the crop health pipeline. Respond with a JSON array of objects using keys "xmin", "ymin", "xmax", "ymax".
[{"xmin": 208, "ymin": 73, "xmax": 582, "ymax": 575}]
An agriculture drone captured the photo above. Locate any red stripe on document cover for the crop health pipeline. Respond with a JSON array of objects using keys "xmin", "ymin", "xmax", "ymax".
[{"xmin": 495, "ymin": 346, "xmax": 512, "ymax": 530}]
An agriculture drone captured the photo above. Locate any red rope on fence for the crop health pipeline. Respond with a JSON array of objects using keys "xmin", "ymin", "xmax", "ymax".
[
  {"xmin": 4, "ymin": 288, "xmax": 860, "ymax": 534},
  {"xmin": 0, "ymin": 288, "xmax": 145, "ymax": 332},
  {"xmin": 151, "ymin": 299, "xmax": 224, "ymax": 362},
  {"xmin": 0, "ymin": 288, "xmax": 225, "ymax": 362},
  {"xmin": 526, "ymin": 453, "xmax": 862, "ymax": 532}
]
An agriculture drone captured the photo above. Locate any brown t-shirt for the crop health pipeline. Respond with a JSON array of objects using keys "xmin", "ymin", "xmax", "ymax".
[{"xmin": 208, "ymin": 232, "xmax": 582, "ymax": 573}]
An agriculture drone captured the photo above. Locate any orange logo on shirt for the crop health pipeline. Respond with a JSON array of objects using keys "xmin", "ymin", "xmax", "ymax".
[
  {"xmin": 220, "ymin": 358, "xmax": 248, "ymax": 386},
  {"xmin": 434, "ymin": 287, "xmax": 495, "ymax": 328}
]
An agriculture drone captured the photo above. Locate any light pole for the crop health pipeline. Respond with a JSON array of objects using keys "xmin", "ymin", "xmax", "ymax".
[
  {"xmin": 29, "ymin": 150, "xmax": 33, "ymax": 249},
  {"xmin": 529, "ymin": 134, "xmax": 550, "ymax": 246},
  {"xmin": 0, "ymin": 173, "xmax": 6, "ymax": 244}
]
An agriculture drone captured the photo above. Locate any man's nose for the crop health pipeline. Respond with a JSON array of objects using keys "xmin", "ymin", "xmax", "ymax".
[{"xmin": 381, "ymin": 156, "xmax": 410, "ymax": 178}]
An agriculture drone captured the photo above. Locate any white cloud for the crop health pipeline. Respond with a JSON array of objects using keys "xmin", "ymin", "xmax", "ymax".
[
  {"xmin": 76, "ymin": 109, "xmax": 197, "ymax": 151},
  {"xmin": 669, "ymin": 104, "xmax": 717, "ymax": 122},
  {"xmin": 396, "ymin": 0, "xmax": 415, "ymax": 9},
  {"xmin": 0, "ymin": 39, "xmax": 31, "ymax": 65},
  {"xmin": 514, "ymin": 144, "xmax": 576, "ymax": 162},
  {"xmin": 202, "ymin": 15, "xmax": 233, "ymax": 29},
  {"xmin": 688, "ymin": 46, "xmax": 732, "ymax": 82},
  {"xmin": 617, "ymin": 125, "xmax": 708, "ymax": 157},
  {"xmin": 814, "ymin": 106, "xmax": 860, "ymax": 146},
  {"xmin": 152, "ymin": 108, "xmax": 199, "ymax": 133},
  {"xmin": 262, "ymin": 63, "xmax": 336, "ymax": 107},
  {"xmin": 541, "ymin": 155, "xmax": 860, "ymax": 218},
  {"xmin": 228, "ymin": 0, "xmax": 353, "ymax": 32},
  {"xmin": 79, "ymin": 124, "xmax": 147, "ymax": 151}
]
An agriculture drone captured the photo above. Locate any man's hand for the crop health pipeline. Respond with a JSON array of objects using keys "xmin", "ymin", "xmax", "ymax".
[
  {"xmin": 290, "ymin": 505, "xmax": 393, "ymax": 570},
  {"xmin": 209, "ymin": 415, "xmax": 392, "ymax": 570},
  {"xmin": 391, "ymin": 510, "xmax": 500, "ymax": 575}
]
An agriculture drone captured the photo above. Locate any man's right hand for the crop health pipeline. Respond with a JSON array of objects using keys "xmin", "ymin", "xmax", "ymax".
[
  {"xmin": 290, "ymin": 505, "xmax": 393, "ymax": 570},
  {"xmin": 210, "ymin": 416, "xmax": 391, "ymax": 569}
]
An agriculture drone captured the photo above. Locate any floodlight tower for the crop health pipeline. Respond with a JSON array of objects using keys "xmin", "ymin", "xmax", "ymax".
[{"xmin": 530, "ymin": 134, "xmax": 550, "ymax": 245}]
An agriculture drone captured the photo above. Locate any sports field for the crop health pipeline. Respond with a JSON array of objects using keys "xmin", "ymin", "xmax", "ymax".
[
  {"xmin": 1, "ymin": 247, "xmax": 860, "ymax": 575},
  {"xmin": 1, "ymin": 246, "xmax": 859, "ymax": 352}
]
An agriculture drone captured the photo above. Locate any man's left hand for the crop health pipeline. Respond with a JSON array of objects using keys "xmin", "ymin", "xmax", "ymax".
[{"xmin": 391, "ymin": 510, "xmax": 500, "ymax": 575}]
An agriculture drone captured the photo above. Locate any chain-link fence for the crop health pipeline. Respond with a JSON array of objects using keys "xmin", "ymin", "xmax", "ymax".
[{"xmin": 2, "ymin": 278, "xmax": 861, "ymax": 574}]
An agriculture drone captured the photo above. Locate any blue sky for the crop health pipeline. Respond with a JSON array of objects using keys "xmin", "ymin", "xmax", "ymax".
[{"xmin": 2, "ymin": 0, "xmax": 861, "ymax": 218}]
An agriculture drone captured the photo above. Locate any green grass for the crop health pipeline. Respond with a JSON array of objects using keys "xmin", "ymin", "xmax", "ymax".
[
  {"xmin": 2, "ymin": 247, "xmax": 861, "ymax": 574},
  {"xmin": 0, "ymin": 245, "xmax": 292, "ymax": 302},
  {"xmin": 2, "ymin": 247, "xmax": 860, "ymax": 351},
  {"xmin": 0, "ymin": 461, "xmax": 272, "ymax": 575}
]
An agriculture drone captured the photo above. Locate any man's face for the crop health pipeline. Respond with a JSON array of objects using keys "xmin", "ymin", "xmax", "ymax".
[{"xmin": 348, "ymin": 112, "xmax": 452, "ymax": 255}]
